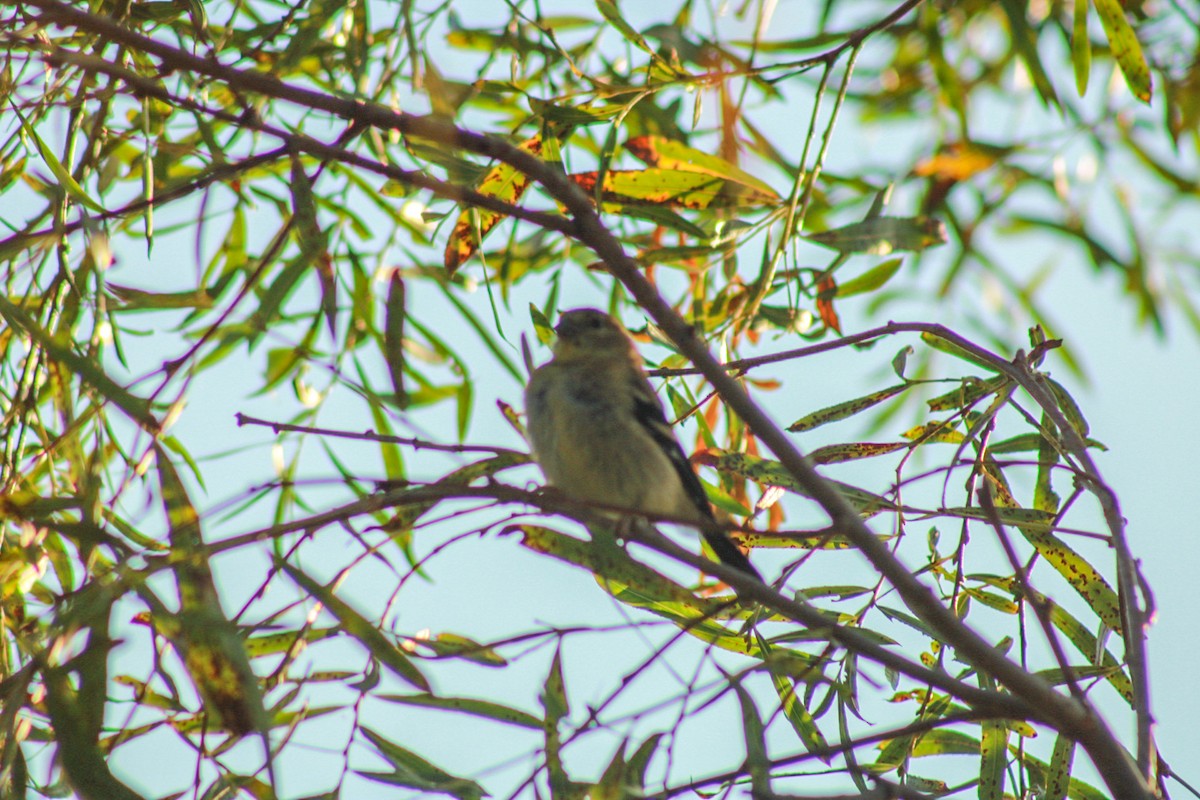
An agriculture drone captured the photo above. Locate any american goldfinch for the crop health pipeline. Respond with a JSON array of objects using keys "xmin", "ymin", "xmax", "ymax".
[{"xmin": 525, "ymin": 308, "xmax": 759, "ymax": 579}]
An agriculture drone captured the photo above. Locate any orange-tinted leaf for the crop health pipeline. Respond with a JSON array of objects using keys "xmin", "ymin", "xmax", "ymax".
[
  {"xmin": 444, "ymin": 136, "xmax": 542, "ymax": 274},
  {"xmin": 913, "ymin": 143, "xmax": 1004, "ymax": 182},
  {"xmin": 815, "ymin": 274, "xmax": 841, "ymax": 333}
]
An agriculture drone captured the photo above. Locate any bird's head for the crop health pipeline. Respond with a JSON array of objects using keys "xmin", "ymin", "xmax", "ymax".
[{"xmin": 551, "ymin": 308, "xmax": 638, "ymax": 361}]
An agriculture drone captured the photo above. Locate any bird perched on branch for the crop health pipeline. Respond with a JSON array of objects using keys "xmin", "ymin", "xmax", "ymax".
[{"xmin": 524, "ymin": 308, "xmax": 760, "ymax": 580}]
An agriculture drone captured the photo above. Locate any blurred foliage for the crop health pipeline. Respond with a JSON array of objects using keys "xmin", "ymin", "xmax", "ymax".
[{"xmin": 0, "ymin": 0, "xmax": 1193, "ymax": 798}]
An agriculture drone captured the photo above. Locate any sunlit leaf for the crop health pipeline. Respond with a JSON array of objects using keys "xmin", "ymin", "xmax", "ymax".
[
  {"xmin": 444, "ymin": 136, "xmax": 542, "ymax": 274},
  {"xmin": 624, "ymin": 135, "xmax": 781, "ymax": 201},
  {"xmin": 568, "ymin": 167, "xmax": 778, "ymax": 209}
]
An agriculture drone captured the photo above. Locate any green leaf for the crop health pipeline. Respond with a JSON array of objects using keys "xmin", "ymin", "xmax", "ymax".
[
  {"xmin": 1018, "ymin": 524, "xmax": 1122, "ymax": 633},
  {"xmin": 405, "ymin": 632, "xmax": 508, "ymax": 667},
  {"xmin": 1046, "ymin": 377, "xmax": 1090, "ymax": 438},
  {"xmin": 624, "ymin": 135, "xmax": 781, "ymax": 201},
  {"xmin": 569, "ymin": 167, "xmax": 779, "ymax": 209},
  {"xmin": 0, "ymin": 295, "xmax": 157, "ymax": 430},
  {"xmin": 380, "ymin": 454, "xmax": 528, "ymax": 544},
  {"xmin": 516, "ymin": 525, "xmax": 727, "ymax": 612},
  {"xmin": 787, "ymin": 384, "xmax": 910, "ymax": 432},
  {"xmin": 385, "ymin": 273, "xmax": 408, "ymax": 408},
  {"xmin": 835, "ymin": 258, "xmax": 903, "ymax": 297},
  {"xmin": 925, "ymin": 375, "xmax": 1010, "ymax": 412},
  {"xmin": 244, "ymin": 627, "xmax": 341, "ymax": 658},
  {"xmin": 378, "ymin": 694, "xmax": 540, "ymax": 729},
  {"xmin": 1045, "ymin": 602, "xmax": 1133, "ymax": 704},
  {"xmin": 10, "ymin": 100, "xmax": 106, "ymax": 213},
  {"xmin": 1072, "ymin": 0, "xmax": 1092, "ymax": 95},
  {"xmin": 763, "ymin": 641, "xmax": 830, "ymax": 760},
  {"xmin": 732, "ymin": 674, "xmax": 769, "ymax": 793},
  {"xmin": 804, "ymin": 217, "xmax": 946, "ymax": 255},
  {"xmin": 998, "ymin": 0, "xmax": 1060, "ymax": 107},
  {"xmin": 357, "ymin": 728, "xmax": 488, "ymax": 800},
  {"xmin": 979, "ymin": 717, "xmax": 1008, "ymax": 800},
  {"xmin": 596, "ymin": 0, "xmax": 662, "ymax": 60},
  {"xmin": 808, "ymin": 441, "xmax": 907, "ymax": 464},
  {"xmin": 920, "ymin": 331, "xmax": 1001, "ymax": 372},
  {"xmin": 1093, "ymin": 0, "xmax": 1152, "ymax": 102},
  {"xmin": 540, "ymin": 646, "xmax": 570, "ymax": 797},
  {"xmin": 1046, "ymin": 734, "xmax": 1076, "ymax": 800}
]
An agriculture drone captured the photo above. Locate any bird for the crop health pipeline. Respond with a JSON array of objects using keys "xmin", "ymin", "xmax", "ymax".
[{"xmin": 524, "ymin": 308, "xmax": 760, "ymax": 580}]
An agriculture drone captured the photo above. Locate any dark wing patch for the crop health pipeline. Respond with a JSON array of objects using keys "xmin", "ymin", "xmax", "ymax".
[
  {"xmin": 628, "ymin": 374, "xmax": 715, "ymax": 522},
  {"xmin": 629, "ymin": 373, "xmax": 760, "ymax": 579}
]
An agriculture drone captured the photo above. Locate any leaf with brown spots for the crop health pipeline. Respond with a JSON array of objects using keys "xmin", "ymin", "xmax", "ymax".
[
  {"xmin": 444, "ymin": 136, "xmax": 542, "ymax": 275},
  {"xmin": 568, "ymin": 167, "xmax": 778, "ymax": 210},
  {"xmin": 625, "ymin": 135, "xmax": 780, "ymax": 201}
]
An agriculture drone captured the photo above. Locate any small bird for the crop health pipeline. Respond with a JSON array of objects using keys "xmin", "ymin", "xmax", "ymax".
[{"xmin": 524, "ymin": 308, "xmax": 760, "ymax": 580}]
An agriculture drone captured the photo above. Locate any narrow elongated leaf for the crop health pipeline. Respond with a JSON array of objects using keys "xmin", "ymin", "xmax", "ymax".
[
  {"xmin": 1072, "ymin": 0, "xmax": 1092, "ymax": 95},
  {"xmin": 405, "ymin": 632, "xmax": 507, "ymax": 666},
  {"xmin": 979, "ymin": 717, "xmax": 1008, "ymax": 800},
  {"xmin": 380, "ymin": 453, "xmax": 529, "ymax": 542},
  {"xmin": 979, "ymin": 486, "xmax": 1123, "ymax": 633},
  {"xmin": 1093, "ymin": 0, "xmax": 1152, "ymax": 102},
  {"xmin": 1045, "ymin": 602, "xmax": 1133, "ymax": 703},
  {"xmin": 42, "ymin": 666, "xmax": 145, "ymax": 800},
  {"xmin": 568, "ymin": 167, "xmax": 778, "ymax": 209},
  {"xmin": 763, "ymin": 646, "xmax": 830, "ymax": 759},
  {"xmin": 596, "ymin": 0, "xmax": 663, "ymax": 60},
  {"xmin": 1046, "ymin": 734, "xmax": 1076, "ymax": 800},
  {"xmin": 358, "ymin": 728, "xmax": 487, "ymax": 800},
  {"xmin": 624, "ymin": 135, "xmax": 780, "ymax": 200},
  {"xmin": 998, "ymin": 0, "xmax": 1060, "ymax": 107},
  {"xmin": 787, "ymin": 384, "xmax": 910, "ymax": 432},
  {"xmin": 921, "ymin": 331, "xmax": 1001, "ymax": 372},
  {"xmin": 378, "ymin": 693, "xmax": 540, "ymax": 729},
  {"xmin": 0, "ymin": 295, "xmax": 157, "ymax": 430},
  {"xmin": 279, "ymin": 561, "xmax": 431, "ymax": 691},
  {"xmin": 385, "ymin": 272, "xmax": 408, "ymax": 408},
  {"xmin": 156, "ymin": 447, "xmax": 268, "ymax": 738},
  {"xmin": 514, "ymin": 524, "xmax": 726, "ymax": 611},
  {"xmin": 835, "ymin": 258, "xmax": 903, "ymax": 297},
  {"xmin": 804, "ymin": 216, "xmax": 946, "ymax": 254},
  {"xmin": 926, "ymin": 375, "xmax": 1010, "ymax": 412},
  {"xmin": 10, "ymin": 100, "xmax": 106, "ymax": 212},
  {"xmin": 809, "ymin": 441, "xmax": 907, "ymax": 464}
]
